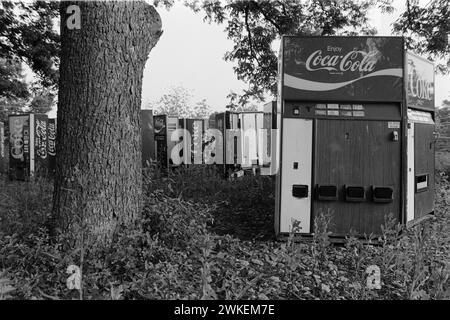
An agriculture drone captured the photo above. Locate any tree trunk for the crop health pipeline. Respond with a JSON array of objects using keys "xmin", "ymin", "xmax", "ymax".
[{"xmin": 53, "ymin": 1, "xmax": 162, "ymax": 244}]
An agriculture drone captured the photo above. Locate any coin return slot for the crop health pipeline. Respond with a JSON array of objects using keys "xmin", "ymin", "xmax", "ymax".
[
  {"xmin": 415, "ymin": 174, "xmax": 428, "ymax": 192},
  {"xmin": 372, "ymin": 186, "xmax": 394, "ymax": 203},
  {"xmin": 316, "ymin": 184, "xmax": 338, "ymax": 201},
  {"xmin": 292, "ymin": 185, "xmax": 308, "ymax": 198},
  {"xmin": 345, "ymin": 185, "xmax": 365, "ymax": 202}
]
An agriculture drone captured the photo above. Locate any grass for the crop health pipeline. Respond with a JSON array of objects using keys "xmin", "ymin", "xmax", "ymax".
[{"xmin": 0, "ymin": 165, "xmax": 449, "ymax": 300}]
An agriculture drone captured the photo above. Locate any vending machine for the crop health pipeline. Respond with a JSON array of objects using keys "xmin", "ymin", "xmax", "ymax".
[
  {"xmin": 261, "ymin": 101, "xmax": 279, "ymax": 176},
  {"xmin": 239, "ymin": 111, "xmax": 264, "ymax": 171},
  {"xmin": 405, "ymin": 52, "xmax": 436, "ymax": 224},
  {"xmin": 178, "ymin": 118, "xmax": 207, "ymax": 165},
  {"xmin": 153, "ymin": 114, "xmax": 180, "ymax": 169},
  {"xmin": 8, "ymin": 114, "xmax": 48, "ymax": 180},
  {"xmin": 47, "ymin": 118, "xmax": 57, "ymax": 175},
  {"xmin": 141, "ymin": 109, "xmax": 155, "ymax": 168},
  {"xmin": 214, "ymin": 111, "xmax": 242, "ymax": 176},
  {"xmin": 0, "ymin": 121, "xmax": 6, "ymax": 174},
  {"xmin": 276, "ymin": 36, "xmax": 435, "ymax": 238}
]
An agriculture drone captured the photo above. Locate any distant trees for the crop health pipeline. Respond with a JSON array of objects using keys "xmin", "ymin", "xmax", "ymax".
[{"xmin": 150, "ymin": 85, "xmax": 212, "ymax": 118}]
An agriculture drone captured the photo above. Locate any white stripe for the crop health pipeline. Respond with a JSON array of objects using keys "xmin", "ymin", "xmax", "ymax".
[{"xmin": 284, "ymin": 68, "xmax": 403, "ymax": 92}]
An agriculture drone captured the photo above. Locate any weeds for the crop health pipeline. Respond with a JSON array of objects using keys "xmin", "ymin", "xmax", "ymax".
[{"xmin": 0, "ymin": 167, "xmax": 449, "ymax": 300}]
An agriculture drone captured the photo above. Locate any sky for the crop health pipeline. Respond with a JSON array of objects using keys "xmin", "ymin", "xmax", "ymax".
[{"xmin": 48, "ymin": 0, "xmax": 449, "ymax": 117}]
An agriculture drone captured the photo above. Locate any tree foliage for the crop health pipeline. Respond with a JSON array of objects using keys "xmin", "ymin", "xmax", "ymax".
[
  {"xmin": 0, "ymin": 1, "xmax": 60, "ymax": 88},
  {"xmin": 0, "ymin": 57, "xmax": 29, "ymax": 101},
  {"xmin": 150, "ymin": 85, "xmax": 212, "ymax": 118},
  {"xmin": 393, "ymin": 0, "xmax": 450, "ymax": 73}
]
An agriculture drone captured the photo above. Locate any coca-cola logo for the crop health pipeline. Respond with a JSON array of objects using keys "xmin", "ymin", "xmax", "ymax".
[
  {"xmin": 48, "ymin": 122, "xmax": 56, "ymax": 156},
  {"xmin": 35, "ymin": 120, "xmax": 47, "ymax": 159},
  {"xmin": 306, "ymin": 49, "xmax": 377, "ymax": 73},
  {"xmin": 408, "ymin": 66, "xmax": 433, "ymax": 101}
]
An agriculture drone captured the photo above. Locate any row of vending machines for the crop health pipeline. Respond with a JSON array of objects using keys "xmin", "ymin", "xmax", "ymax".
[
  {"xmin": 0, "ymin": 105, "xmax": 279, "ymax": 180},
  {"xmin": 141, "ymin": 104, "xmax": 278, "ymax": 177},
  {"xmin": 0, "ymin": 114, "xmax": 56, "ymax": 180}
]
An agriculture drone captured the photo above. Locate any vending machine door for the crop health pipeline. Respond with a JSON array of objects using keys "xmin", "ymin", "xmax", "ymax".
[
  {"xmin": 413, "ymin": 123, "xmax": 435, "ymax": 219},
  {"xmin": 314, "ymin": 119, "xmax": 402, "ymax": 235}
]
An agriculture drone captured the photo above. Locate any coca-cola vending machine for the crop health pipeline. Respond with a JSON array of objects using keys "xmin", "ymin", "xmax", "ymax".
[
  {"xmin": 275, "ymin": 36, "xmax": 435, "ymax": 238},
  {"xmin": 47, "ymin": 118, "xmax": 57, "ymax": 175},
  {"xmin": 0, "ymin": 121, "xmax": 6, "ymax": 174},
  {"xmin": 8, "ymin": 114, "xmax": 48, "ymax": 180},
  {"xmin": 405, "ymin": 52, "xmax": 436, "ymax": 225}
]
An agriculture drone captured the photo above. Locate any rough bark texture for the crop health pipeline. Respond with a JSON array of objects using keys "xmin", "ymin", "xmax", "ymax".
[{"xmin": 53, "ymin": 1, "xmax": 162, "ymax": 244}]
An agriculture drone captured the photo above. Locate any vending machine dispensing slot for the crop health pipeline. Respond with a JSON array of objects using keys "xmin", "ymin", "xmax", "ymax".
[
  {"xmin": 345, "ymin": 186, "xmax": 366, "ymax": 202},
  {"xmin": 292, "ymin": 185, "xmax": 308, "ymax": 198},
  {"xmin": 316, "ymin": 185, "xmax": 338, "ymax": 201},
  {"xmin": 372, "ymin": 186, "xmax": 394, "ymax": 203}
]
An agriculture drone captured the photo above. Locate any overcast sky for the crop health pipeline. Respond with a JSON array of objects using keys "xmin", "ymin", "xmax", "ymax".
[{"xmin": 140, "ymin": 0, "xmax": 449, "ymax": 114}]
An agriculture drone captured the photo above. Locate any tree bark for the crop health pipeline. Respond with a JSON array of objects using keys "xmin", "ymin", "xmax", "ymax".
[{"xmin": 53, "ymin": 1, "xmax": 161, "ymax": 244}]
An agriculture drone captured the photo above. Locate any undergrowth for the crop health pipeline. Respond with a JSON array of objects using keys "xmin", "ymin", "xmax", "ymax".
[{"xmin": 0, "ymin": 167, "xmax": 449, "ymax": 300}]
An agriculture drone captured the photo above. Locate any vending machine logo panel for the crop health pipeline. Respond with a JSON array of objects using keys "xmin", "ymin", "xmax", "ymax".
[
  {"xmin": 282, "ymin": 36, "xmax": 404, "ymax": 102},
  {"xmin": 35, "ymin": 117, "xmax": 48, "ymax": 160},
  {"xmin": 406, "ymin": 52, "xmax": 435, "ymax": 112},
  {"xmin": 9, "ymin": 116, "xmax": 28, "ymax": 163}
]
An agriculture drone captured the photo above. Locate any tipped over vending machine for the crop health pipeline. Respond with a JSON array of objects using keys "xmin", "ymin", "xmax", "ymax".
[
  {"xmin": 276, "ymin": 36, "xmax": 435, "ymax": 238},
  {"xmin": 9, "ymin": 114, "xmax": 48, "ymax": 180}
]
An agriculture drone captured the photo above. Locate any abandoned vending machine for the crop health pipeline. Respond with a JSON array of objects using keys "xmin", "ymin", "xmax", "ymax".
[
  {"xmin": 141, "ymin": 109, "xmax": 155, "ymax": 168},
  {"xmin": 261, "ymin": 101, "xmax": 279, "ymax": 176},
  {"xmin": 0, "ymin": 121, "xmax": 6, "ymax": 174},
  {"xmin": 8, "ymin": 114, "xmax": 48, "ymax": 180},
  {"xmin": 405, "ymin": 52, "xmax": 435, "ymax": 224},
  {"xmin": 239, "ymin": 111, "xmax": 264, "ymax": 171},
  {"xmin": 177, "ymin": 118, "xmax": 206, "ymax": 165},
  {"xmin": 153, "ymin": 114, "xmax": 180, "ymax": 169},
  {"xmin": 214, "ymin": 111, "xmax": 242, "ymax": 176},
  {"xmin": 276, "ymin": 36, "xmax": 435, "ymax": 237}
]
